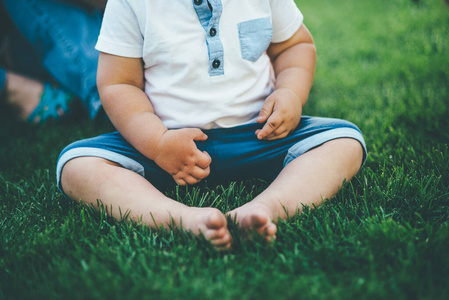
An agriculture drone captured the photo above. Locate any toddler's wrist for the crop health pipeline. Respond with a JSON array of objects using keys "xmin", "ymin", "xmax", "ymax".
[
  {"xmin": 276, "ymin": 87, "xmax": 301, "ymax": 102},
  {"xmin": 150, "ymin": 128, "xmax": 170, "ymax": 161}
]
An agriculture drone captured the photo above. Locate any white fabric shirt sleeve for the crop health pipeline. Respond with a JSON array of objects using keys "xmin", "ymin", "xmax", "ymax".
[
  {"xmin": 95, "ymin": 0, "xmax": 143, "ymax": 58},
  {"xmin": 270, "ymin": 0, "xmax": 304, "ymax": 43}
]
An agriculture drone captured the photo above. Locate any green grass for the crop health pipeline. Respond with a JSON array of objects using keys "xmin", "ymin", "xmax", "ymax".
[{"xmin": 1, "ymin": 0, "xmax": 448, "ymax": 299}]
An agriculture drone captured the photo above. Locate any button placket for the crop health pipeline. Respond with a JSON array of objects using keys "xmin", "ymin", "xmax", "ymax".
[
  {"xmin": 192, "ymin": 0, "xmax": 224, "ymax": 76},
  {"xmin": 208, "ymin": 20, "xmax": 221, "ymax": 71}
]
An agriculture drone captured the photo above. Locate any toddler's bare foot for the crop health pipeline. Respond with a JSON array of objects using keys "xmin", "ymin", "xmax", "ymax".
[
  {"xmin": 228, "ymin": 203, "xmax": 277, "ymax": 243},
  {"xmin": 5, "ymin": 72, "xmax": 44, "ymax": 121},
  {"xmin": 183, "ymin": 207, "xmax": 232, "ymax": 251}
]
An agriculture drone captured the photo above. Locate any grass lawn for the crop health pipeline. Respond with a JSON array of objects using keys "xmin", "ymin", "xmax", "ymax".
[{"xmin": 1, "ymin": 0, "xmax": 448, "ymax": 299}]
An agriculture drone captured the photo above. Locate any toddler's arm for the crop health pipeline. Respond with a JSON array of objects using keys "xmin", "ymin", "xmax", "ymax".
[
  {"xmin": 256, "ymin": 24, "xmax": 316, "ymax": 140},
  {"xmin": 97, "ymin": 53, "xmax": 211, "ymax": 186}
]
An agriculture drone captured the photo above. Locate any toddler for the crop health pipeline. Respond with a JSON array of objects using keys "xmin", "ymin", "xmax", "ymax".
[{"xmin": 57, "ymin": 0, "xmax": 367, "ymax": 250}]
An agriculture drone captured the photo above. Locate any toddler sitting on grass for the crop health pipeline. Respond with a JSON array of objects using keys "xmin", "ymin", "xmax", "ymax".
[{"xmin": 57, "ymin": 0, "xmax": 366, "ymax": 250}]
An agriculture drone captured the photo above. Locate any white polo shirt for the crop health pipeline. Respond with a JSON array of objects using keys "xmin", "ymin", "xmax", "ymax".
[{"xmin": 96, "ymin": 0, "xmax": 303, "ymax": 129}]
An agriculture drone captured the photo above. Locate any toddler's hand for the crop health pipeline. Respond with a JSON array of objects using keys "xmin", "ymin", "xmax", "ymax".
[
  {"xmin": 256, "ymin": 88, "xmax": 302, "ymax": 140},
  {"xmin": 153, "ymin": 128, "xmax": 211, "ymax": 186}
]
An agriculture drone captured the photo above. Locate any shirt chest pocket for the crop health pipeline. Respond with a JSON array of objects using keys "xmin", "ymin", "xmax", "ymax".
[{"xmin": 238, "ymin": 18, "xmax": 273, "ymax": 62}]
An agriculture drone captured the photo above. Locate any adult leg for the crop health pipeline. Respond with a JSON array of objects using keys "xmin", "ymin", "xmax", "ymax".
[
  {"xmin": 228, "ymin": 138, "xmax": 364, "ymax": 241},
  {"xmin": 2, "ymin": 72, "xmax": 44, "ymax": 120},
  {"xmin": 3, "ymin": 0, "xmax": 103, "ymax": 118},
  {"xmin": 1, "ymin": 2, "xmax": 59, "ymax": 121},
  {"xmin": 1, "ymin": 3, "xmax": 44, "ymax": 119}
]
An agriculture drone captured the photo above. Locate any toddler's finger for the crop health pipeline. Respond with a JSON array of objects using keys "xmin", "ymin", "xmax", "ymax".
[
  {"xmin": 174, "ymin": 172, "xmax": 202, "ymax": 186},
  {"xmin": 183, "ymin": 175, "xmax": 202, "ymax": 185},
  {"xmin": 265, "ymin": 123, "xmax": 288, "ymax": 139},
  {"xmin": 257, "ymin": 115, "xmax": 282, "ymax": 140},
  {"xmin": 191, "ymin": 165, "xmax": 210, "ymax": 180},
  {"xmin": 188, "ymin": 128, "xmax": 208, "ymax": 141},
  {"xmin": 257, "ymin": 124, "xmax": 273, "ymax": 140},
  {"xmin": 174, "ymin": 178, "xmax": 188, "ymax": 186},
  {"xmin": 264, "ymin": 130, "xmax": 288, "ymax": 140},
  {"xmin": 257, "ymin": 97, "xmax": 275, "ymax": 123},
  {"xmin": 196, "ymin": 151, "xmax": 212, "ymax": 169}
]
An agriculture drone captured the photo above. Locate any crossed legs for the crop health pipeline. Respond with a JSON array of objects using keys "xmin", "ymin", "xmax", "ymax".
[{"xmin": 60, "ymin": 138, "xmax": 364, "ymax": 249}]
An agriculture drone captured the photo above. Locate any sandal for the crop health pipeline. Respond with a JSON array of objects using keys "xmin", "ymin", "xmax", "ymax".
[{"xmin": 27, "ymin": 83, "xmax": 75, "ymax": 123}]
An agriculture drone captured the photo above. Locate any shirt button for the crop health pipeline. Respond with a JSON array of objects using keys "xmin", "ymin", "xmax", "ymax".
[
  {"xmin": 194, "ymin": 0, "xmax": 202, "ymax": 5},
  {"xmin": 212, "ymin": 59, "xmax": 220, "ymax": 69},
  {"xmin": 209, "ymin": 28, "xmax": 217, "ymax": 37}
]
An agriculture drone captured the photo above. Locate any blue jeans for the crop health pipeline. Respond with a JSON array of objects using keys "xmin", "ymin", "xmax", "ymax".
[{"xmin": 1, "ymin": 0, "xmax": 103, "ymax": 118}]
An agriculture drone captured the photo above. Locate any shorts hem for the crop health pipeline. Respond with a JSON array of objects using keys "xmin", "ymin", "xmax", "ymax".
[
  {"xmin": 56, "ymin": 147, "xmax": 145, "ymax": 192},
  {"xmin": 283, "ymin": 127, "xmax": 367, "ymax": 166}
]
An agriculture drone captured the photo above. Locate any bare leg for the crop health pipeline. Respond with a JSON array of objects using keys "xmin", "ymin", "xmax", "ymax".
[
  {"xmin": 4, "ymin": 72, "xmax": 44, "ymax": 121},
  {"xmin": 4, "ymin": 72, "xmax": 69, "ymax": 122},
  {"xmin": 60, "ymin": 157, "xmax": 232, "ymax": 250},
  {"xmin": 228, "ymin": 138, "xmax": 364, "ymax": 242}
]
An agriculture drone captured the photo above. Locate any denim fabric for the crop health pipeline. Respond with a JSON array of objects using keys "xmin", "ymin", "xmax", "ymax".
[
  {"xmin": 2, "ymin": 0, "xmax": 103, "ymax": 118},
  {"xmin": 0, "ymin": 67, "xmax": 6, "ymax": 96},
  {"xmin": 238, "ymin": 18, "xmax": 273, "ymax": 62},
  {"xmin": 1, "ymin": 21, "xmax": 50, "ymax": 81},
  {"xmin": 57, "ymin": 116, "xmax": 367, "ymax": 193}
]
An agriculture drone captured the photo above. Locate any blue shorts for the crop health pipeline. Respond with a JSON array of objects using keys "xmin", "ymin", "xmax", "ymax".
[{"xmin": 56, "ymin": 116, "xmax": 367, "ymax": 192}]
